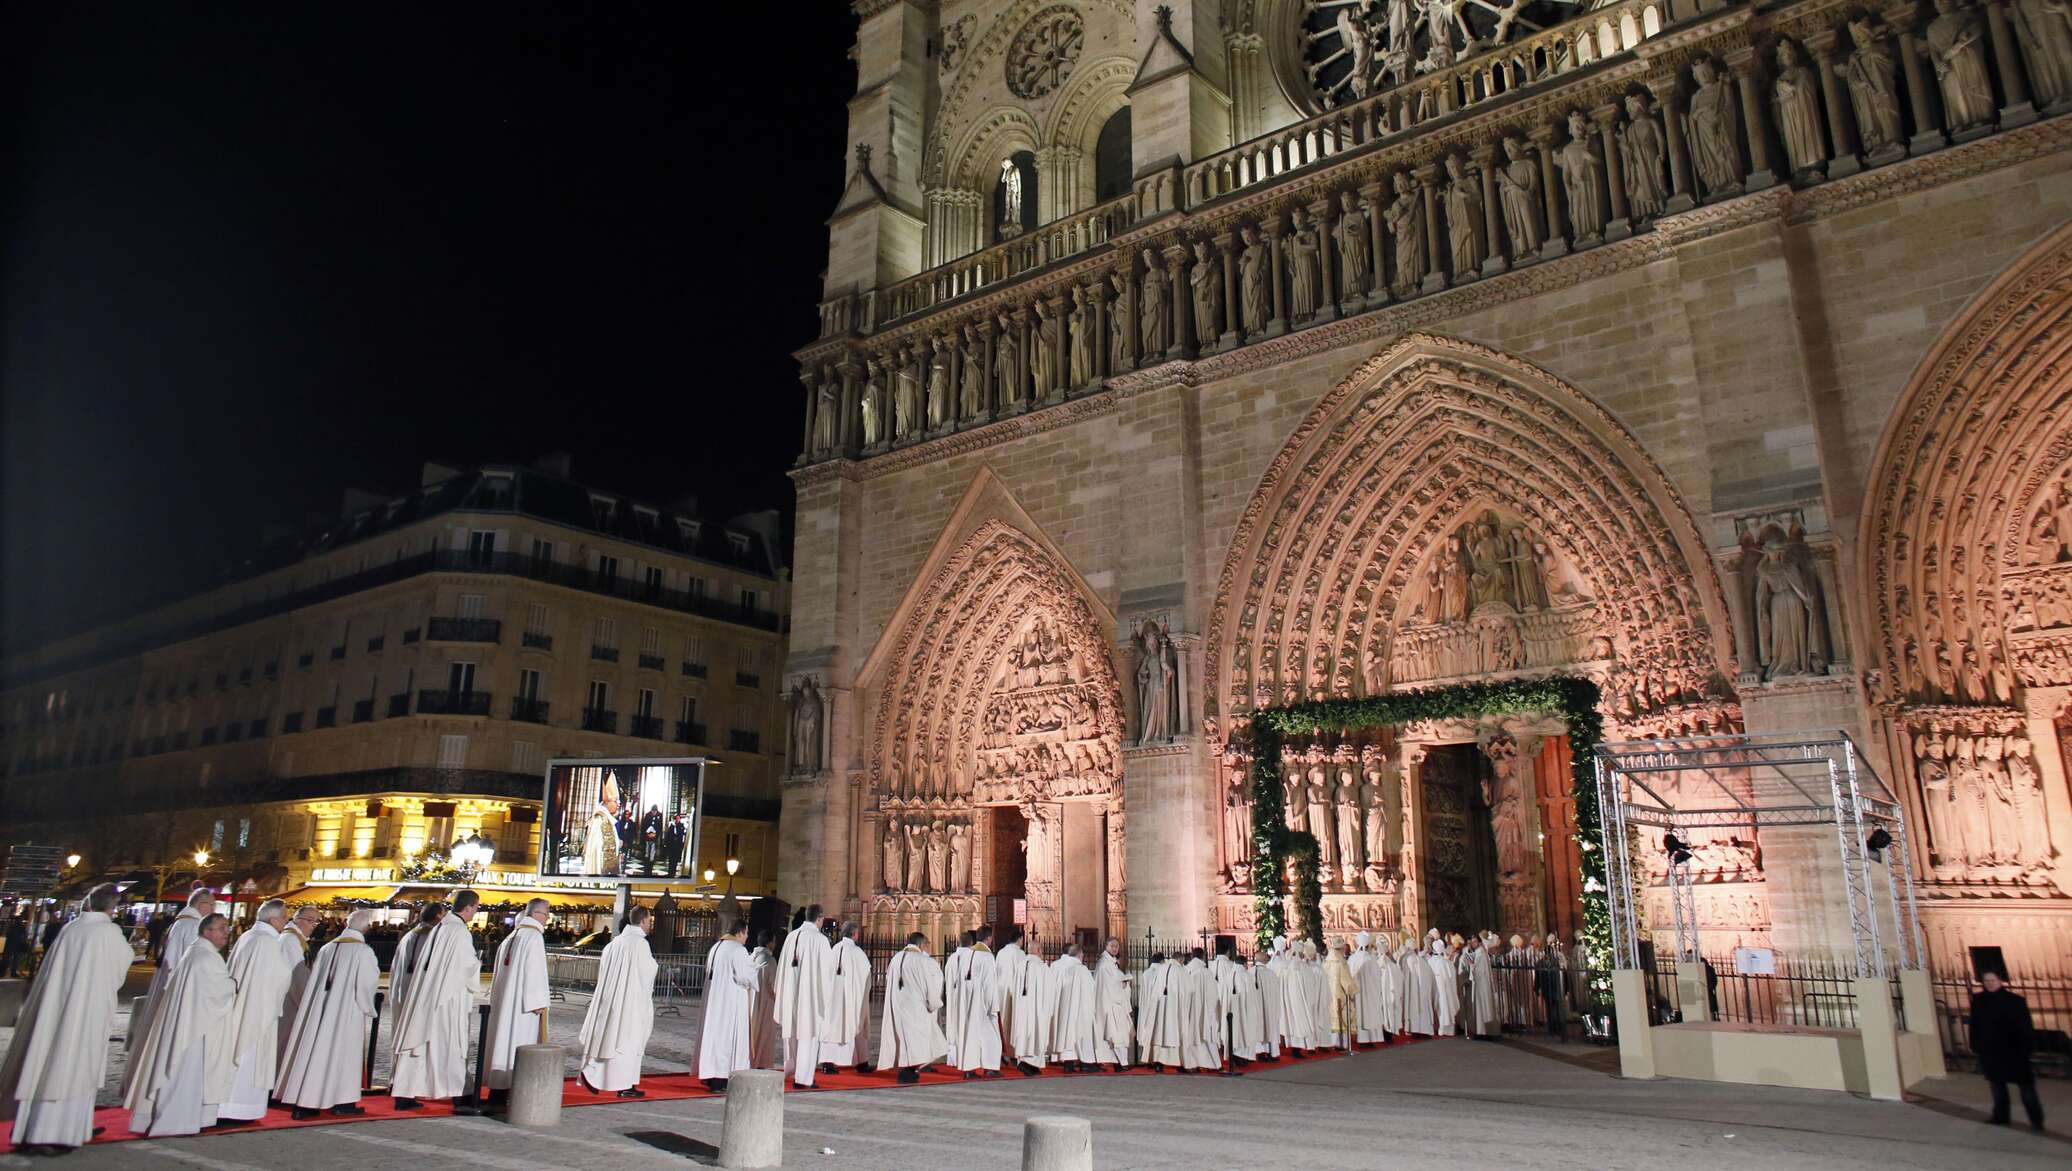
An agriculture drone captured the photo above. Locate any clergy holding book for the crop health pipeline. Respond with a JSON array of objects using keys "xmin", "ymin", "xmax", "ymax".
[
  {"xmin": 391, "ymin": 891, "xmax": 483, "ymax": 1113},
  {"xmin": 876, "ymin": 932, "xmax": 948, "ymax": 1083},
  {"xmin": 1091, "ymin": 936, "xmax": 1134, "ymax": 1069},
  {"xmin": 0, "ymin": 884, "xmax": 135, "ymax": 1155},
  {"xmin": 276, "ymin": 906, "xmax": 322, "ymax": 1064},
  {"xmin": 125, "ymin": 912, "xmax": 236, "ymax": 1136},
  {"xmin": 698, "ymin": 919, "xmax": 760, "ymax": 1091},
  {"xmin": 275, "ymin": 908, "xmax": 380, "ymax": 1119},
  {"xmin": 484, "ymin": 898, "xmax": 552, "ymax": 1106},
  {"xmin": 221, "ymin": 899, "xmax": 296, "ymax": 1122},
  {"xmin": 578, "ymin": 905, "xmax": 659, "ymax": 1097}
]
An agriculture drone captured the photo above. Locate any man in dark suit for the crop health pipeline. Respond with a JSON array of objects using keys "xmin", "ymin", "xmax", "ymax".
[
  {"xmin": 1971, "ymin": 970, "xmax": 2045, "ymax": 1129},
  {"xmin": 641, "ymin": 805, "xmax": 664, "ymax": 868},
  {"xmin": 662, "ymin": 814, "xmax": 689, "ymax": 877}
]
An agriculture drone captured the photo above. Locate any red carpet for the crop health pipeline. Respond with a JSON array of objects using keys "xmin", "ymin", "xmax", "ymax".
[{"xmin": 3, "ymin": 1036, "xmax": 1425, "ymax": 1154}]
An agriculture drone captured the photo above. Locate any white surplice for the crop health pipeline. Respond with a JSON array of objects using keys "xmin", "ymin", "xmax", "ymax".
[
  {"xmin": 1273, "ymin": 954, "xmax": 1317, "ymax": 1049},
  {"xmin": 1047, "ymin": 954, "xmax": 1096, "ymax": 1063},
  {"xmin": 1401, "ymin": 944, "xmax": 1436, "ymax": 1035},
  {"xmin": 483, "ymin": 920, "xmax": 549, "ymax": 1090},
  {"xmin": 1091, "ymin": 952, "xmax": 1133, "ymax": 1065},
  {"xmin": 1135, "ymin": 960, "xmax": 1183, "ymax": 1066},
  {"xmin": 274, "ymin": 929, "xmax": 378, "ymax": 1109},
  {"xmin": 0, "ymin": 912, "xmax": 134, "ymax": 1147},
  {"xmin": 773, "ymin": 921, "xmax": 833, "ymax": 1086},
  {"xmin": 1209, "ymin": 954, "xmax": 1264, "ymax": 1060},
  {"xmin": 747, "ymin": 945, "xmax": 779, "ymax": 1070},
  {"xmin": 221, "ymin": 920, "xmax": 294, "ymax": 1120},
  {"xmin": 1182, "ymin": 958, "xmax": 1219, "ymax": 1070},
  {"xmin": 125, "ymin": 938, "xmax": 235, "ymax": 1136},
  {"xmin": 1427, "ymin": 945, "xmax": 1460, "ymax": 1036},
  {"xmin": 942, "ymin": 945, "xmax": 971, "ymax": 1066},
  {"xmin": 275, "ymin": 923, "xmax": 314, "ymax": 1065},
  {"xmin": 1467, "ymin": 944, "xmax": 1499, "ymax": 1037},
  {"xmin": 818, "ymin": 937, "xmax": 872, "ymax": 1067},
  {"xmin": 697, "ymin": 938, "xmax": 759, "ymax": 1079},
  {"xmin": 997, "ymin": 942, "xmax": 1051, "ymax": 1069},
  {"xmin": 949, "ymin": 945, "xmax": 1000, "ymax": 1073},
  {"xmin": 1253, "ymin": 958, "xmax": 1284, "ymax": 1057},
  {"xmin": 875, "ymin": 946, "xmax": 948, "ymax": 1070},
  {"xmin": 1351, "ymin": 944, "xmax": 1389, "ymax": 1043},
  {"xmin": 124, "ymin": 908, "xmax": 200, "ymax": 1065},
  {"xmin": 387, "ymin": 926, "xmax": 429, "ymax": 1026},
  {"xmin": 390, "ymin": 916, "xmax": 479, "ymax": 1100},
  {"xmin": 578, "ymin": 924, "xmax": 656, "ymax": 1092}
]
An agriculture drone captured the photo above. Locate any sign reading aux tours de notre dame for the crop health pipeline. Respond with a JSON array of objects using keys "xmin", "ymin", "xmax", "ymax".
[{"xmin": 780, "ymin": 0, "xmax": 2072, "ymax": 970}]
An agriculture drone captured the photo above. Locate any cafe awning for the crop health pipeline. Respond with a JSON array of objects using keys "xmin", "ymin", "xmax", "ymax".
[{"xmin": 280, "ymin": 885, "xmax": 403, "ymax": 905}]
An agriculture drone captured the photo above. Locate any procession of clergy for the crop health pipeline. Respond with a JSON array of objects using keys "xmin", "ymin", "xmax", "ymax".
[{"xmin": 0, "ymin": 882, "xmax": 1573, "ymax": 1156}]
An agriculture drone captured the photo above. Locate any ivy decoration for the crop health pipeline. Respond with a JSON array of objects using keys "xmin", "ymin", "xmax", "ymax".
[{"xmin": 1245, "ymin": 676, "xmax": 1607, "ymax": 963}]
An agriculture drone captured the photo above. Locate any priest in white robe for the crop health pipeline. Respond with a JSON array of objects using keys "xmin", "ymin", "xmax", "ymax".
[
  {"xmin": 0, "ymin": 884, "xmax": 134, "ymax": 1154},
  {"xmin": 819, "ymin": 922, "xmax": 873, "ymax": 1073},
  {"xmin": 1350, "ymin": 932, "xmax": 1388, "ymax": 1044},
  {"xmin": 1048, "ymin": 944, "xmax": 1097, "ymax": 1071},
  {"xmin": 125, "ymin": 913, "xmax": 235, "ymax": 1136},
  {"xmin": 1271, "ymin": 939, "xmax": 1316, "ymax": 1053},
  {"xmin": 1181, "ymin": 950, "xmax": 1219, "ymax": 1071},
  {"xmin": 1091, "ymin": 937, "xmax": 1133, "ymax": 1069},
  {"xmin": 774, "ymin": 906, "xmax": 833, "ymax": 1087},
  {"xmin": 386, "ymin": 903, "xmax": 437, "ymax": 1031},
  {"xmin": 877, "ymin": 932, "xmax": 948, "ymax": 1082},
  {"xmin": 1135, "ymin": 953, "xmax": 1182, "ymax": 1069},
  {"xmin": 125, "ymin": 888, "xmax": 213, "ymax": 1066},
  {"xmin": 1400, "ymin": 935, "xmax": 1436, "ymax": 1036},
  {"xmin": 1250, "ymin": 950, "xmax": 1284, "ymax": 1059},
  {"xmin": 484, "ymin": 899, "xmax": 551, "ymax": 1104},
  {"xmin": 274, "ymin": 906, "xmax": 320, "ymax": 1065},
  {"xmin": 1427, "ymin": 937, "xmax": 1460, "ymax": 1036},
  {"xmin": 275, "ymin": 908, "xmax": 379, "ymax": 1119},
  {"xmin": 1376, "ymin": 932, "xmax": 1404, "ymax": 1036},
  {"xmin": 1300, "ymin": 942, "xmax": 1332, "ymax": 1049},
  {"xmin": 1212, "ymin": 941, "xmax": 1264, "ymax": 1065},
  {"xmin": 997, "ymin": 927, "xmax": 1051, "ymax": 1075},
  {"xmin": 391, "ymin": 893, "xmax": 482, "ymax": 1111},
  {"xmin": 747, "ymin": 930, "xmax": 780, "ymax": 1071},
  {"xmin": 952, "ymin": 926, "xmax": 1002, "ymax": 1077},
  {"xmin": 221, "ymin": 899, "xmax": 295, "ymax": 1122},
  {"xmin": 578, "ymin": 906, "xmax": 657, "ymax": 1096},
  {"xmin": 1323, "ymin": 940, "xmax": 1359, "ymax": 1052},
  {"xmin": 942, "ymin": 931, "xmax": 974, "ymax": 1068},
  {"xmin": 698, "ymin": 920, "xmax": 760, "ymax": 1089},
  {"xmin": 1466, "ymin": 933, "xmax": 1500, "ymax": 1039}
]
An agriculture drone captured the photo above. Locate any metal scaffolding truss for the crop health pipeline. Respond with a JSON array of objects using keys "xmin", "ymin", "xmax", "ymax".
[{"xmin": 1592, "ymin": 730, "xmax": 1925, "ymax": 979}]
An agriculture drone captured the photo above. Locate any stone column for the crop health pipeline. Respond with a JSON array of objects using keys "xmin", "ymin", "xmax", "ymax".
[
  {"xmin": 1984, "ymin": 0, "xmax": 2038, "ymax": 127},
  {"xmin": 1117, "ymin": 267, "xmax": 1140, "ymax": 370},
  {"xmin": 1886, "ymin": 5, "xmax": 1947, "ymax": 154},
  {"xmin": 797, "ymin": 367, "xmax": 817, "ymax": 458},
  {"xmin": 1415, "ymin": 163, "xmax": 1447, "ymax": 292},
  {"xmin": 1216, "ymin": 228, "xmax": 1241, "ymax": 350},
  {"xmin": 1308, "ymin": 196, "xmax": 1339, "ymax": 323},
  {"xmin": 1398, "ymin": 742, "xmax": 1428, "ymax": 930},
  {"xmin": 1359, "ymin": 180, "xmax": 1390, "ymax": 301},
  {"xmin": 1091, "ymin": 280, "xmax": 1111, "ymax": 378},
  {"xmin": 1717, "ymin": 550, "xmax": 1759, "ymax": 683},
  {"xmin": 1592, "ymin": 104, "xmax": 1633, "ymax": 240},
  {"xmin": 1806, "ymin": 30, "xmax": 1862, "ymax": 178},
  {"xmin": 1265, "ymin": 217, "xmax": 1288, "ymax": 337},
  {"xmin": 1163, "ymin": 243, "xmax": 1192, "ymax": 360},
  {"xmin": 1529, "ymin": 123, "xmax": 1568, "ymax": 260},
  {"xmin": 1017, "ymin": 306, "xmax": 1037, "ymax": 411},
  {"xmin": 1726, "ymin": 46, "xmax": 1779, "ymax": 190},
  {"xmin": 1650, "ymin": 76, "xmax": 1698, "ymax": 213},
  {"xmin": 1472, "ymin": 144, "xmax": 1507, "ymax": 276},
  {"xmin": 943, "ymin": 335, "xmax": 962, "ymax": 426},
  {"xmin": 1046, "ymin": 292, "xmax": 1070, "ymax": 402},
  {"xmin": 836, "ymin": 358, "xmax": 862, "ymax": 452},
  {"xmin": 980, "ymin": 317, "xmax": 999, "ymax": 420}
]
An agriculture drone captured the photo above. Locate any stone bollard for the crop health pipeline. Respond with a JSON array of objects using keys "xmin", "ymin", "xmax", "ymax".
[
  {"xmin": 1021, "ymin": 1115, "xmax": 1092, "ymax": 1171},
  {"xmin": 718, "ymin": 1069, "xmax": 785, "ymax": 1168},
  {"xmin": 507, "ymin": 1044, "xmax": 566, "ymax": 1128}
]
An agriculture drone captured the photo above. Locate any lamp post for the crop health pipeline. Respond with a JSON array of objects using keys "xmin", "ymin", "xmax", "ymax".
[
  {"xmin": 725, "ymin": 857, "xmax": 740, "ymax": 897},
  {"xmin": 450, "ymin": 832, "xmax": 496, "ymax": 888}
]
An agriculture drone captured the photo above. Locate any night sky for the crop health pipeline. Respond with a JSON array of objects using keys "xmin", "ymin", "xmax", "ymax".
[{"xmin": 2, "ymin": 4, "xmax": 855, "ymax": 650}]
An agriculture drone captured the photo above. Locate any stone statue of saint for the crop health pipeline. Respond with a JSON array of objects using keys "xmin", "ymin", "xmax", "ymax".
[
  {"xmin": 1754, "ymin": 537, "xmax": 1822, "ymax": 677},
  {"xmin": 1469, "ymin": 521, "xmax": 1513, "ymax": 609},
  {"xmin": 812, "ymin": 375, "xmax": 838, "ymax": 451},
  {"xmin": 1032, "ymin": 299, "xmax": 1059, "ymax": 395},
  {"xmin": 860, "ymin": 362, "xmax": 883, "ymax": 447},
  {"xmin": 894, "ymin": 359, "xmax": 919, "ymax": 438},
  {"xmin": 1335, "ymin": 770, "xmax": 1363, "ymax": 878},
  {"xmin": 1238, "ymin": 224, "xmax": 1270, "ymax": 334},
  {"xmin": 1927, "ymin": 0, "xmax": 1994, "ymax": 132},
  {"xmin": 1361, "ymin": 769, "xmax": 1388, "ymax": 866},
  {"xmin": 1108, "ymin": 272, "xmax": 1132, "ymax": 370},
  {"xmin": 905, "ymin": 822, "xmax": 927, "ymax": 891},
  {"xmin": 1285, "ymin": 208, "xmax": 1322, "ymax": 320},
  {"xmin": 994, "ymin": 312, "xmax": 1022, "ymax": 405},
  {"xmin": 789, "ymin": 678, "xmax": 823, "ymax": 773},
  {"xmin": 1382, "ymin": 171, "xmax": 1426, "ymax": 296},
  {"xmin": 1023, "ymin": 805, "xmax": 1055, "ymax": 883},
  {"xmin": 2010, "ymin": 0, "xmax": 2072, "ymax": 106},
  {"xmin": 1305, "ymin": 768, "xmax": 1336, "ymax": 874},
  {"xmin": 1495, "ymin": 136, "xmax": 1542, "ymax": 257},
  {"xmin": 926, "ymin": 822, "xmax": 948, "ymax": 892},
  {"xmin": 947, "ymin": 821, "xmax": 969, "ymax": 891},
  {"xmin": 1139, "ymin": 250, "xmax": 1170, "ymax": 354},
  {"xmin": 959, "ymin": 325, "xmax": 984, "ymax": 419},
  {"xmin": 1507, "ymin": 527, "xmax": 1548, "ymax": 610},
  {"xmin": 925, "ymin": 341, "xmax": 950, "ymax": 428},
  {"xmin": 999, "ymin": 157, "xmax": 1024, "ymax": 236},
  {"xmin": 1442, "ymin": 153, "xmax": 1484, "ymax": 274},
  {"xmin": 1554, "ymin": 110, "xmax": 1603, "ymax": 243},
  {"xmin": 883, "ymin": 817, "xmax": 904, "ymax": 891},
  {"xmin": 1107, "ymin": 809, "xmax": 1126, "ymax": 890},
  {"xmin": 1772, "ymin": 41, "xmax": 1827, "ymax": 176},
  {"xmin": 1190, "ymin": 239, "xmax": 1222, "ymax": 342},
  {"xmin": 1224, "ymin": 784, "xmax": 1251, "ymax": 875},
  {"xmin": 1134, "ymin": 622, "xmax": 1172, "ymax": 744},
  {"xmin": 1068, "ymin": 286, "xmax": 1094, "ymax": 386},
  {"xmin": 1618, "ymin": 93, "xmax": 1668, "ymax": 219},
  {"xmin": 1337, "ymin": 7, "xmax": 1376, "ymax": 98},
  {"xmin": 1333, "ymin": 190, "xmax": 1372, "ymax": 297},
  {"xmin": 1688, "ymin": 58, "xmax": 1743, "ymax": 196},
  {"xmin": 1481, "ymin": 740, "xmax": 1527, "ymax": 880},
  {"xmin": 1444, "ymin": 532, "xmax": 1473, "ymax": 622},
  {"xmin": 1844, "ymin": 20, "xmax": 1905, "ymax": 155}
]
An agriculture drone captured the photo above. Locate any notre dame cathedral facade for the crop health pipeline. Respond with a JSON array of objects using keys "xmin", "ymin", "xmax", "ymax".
[{"xmin": 779, "ymin": 0, "xmax": 2072, "ymax": 978}]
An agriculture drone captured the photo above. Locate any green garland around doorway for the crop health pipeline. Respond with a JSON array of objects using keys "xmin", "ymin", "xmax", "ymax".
[{"xmin": 1245, "ymin": 676, "xmax": 1606, "ymax": 961}]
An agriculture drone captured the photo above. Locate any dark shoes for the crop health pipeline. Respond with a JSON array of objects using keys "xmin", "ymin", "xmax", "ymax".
[
  {"xmin": 702, "ymin": 1077, "xmax": 728, "ymax": 1092},
  {"xmin": 393, "ymin": 1097, "xmax": 422, "ymax": 1110},
  {"xmin": 331, "ymin": 1104, "xmax": 366, "ymax": 1116},
  {"xmin": 818, "ymin": 1062, "xmax": 839, "ymax": 1074},
  {"xmin": 290, "ymin": 1107, "xmax": 320, "ymax": 1121},
  {"xmin": 897, "ymin": 1068, "xmax": 920, "ymax": 1084}
]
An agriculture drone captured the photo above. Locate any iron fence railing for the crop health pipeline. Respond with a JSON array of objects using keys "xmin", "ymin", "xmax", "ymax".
[{"xmin": 1930, "ymin": 964, "xmax": 2072, "ymax": 1076}]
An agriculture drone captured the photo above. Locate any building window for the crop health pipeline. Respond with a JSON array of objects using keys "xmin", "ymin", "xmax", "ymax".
[
  {"xmin": 447, "ymin": 661, "xmax": 476, "ymax": 695},
  {"xmin": 685, "ymin": 634, "xmax": 706, "ymax": 665},
  {"xmin": 644, "ymin": 566, "xmax": 663, "ymax": 594},
  {"xmin": 587, "ymin": 679, "xmax": 610, "ymax": 710},
  {"xmin": 237, "ymin": 818, "xmax": 251, "ymax": 848},
  {"xmin": 590, "ymin": 496, "xmax": 616, "ymax": 528},
  {"xmin": 637, "ymin": 688, "xmax": 657, "ymax": 718},
  {"xmin": 739, "ymin": 588, "xmax": 758, "ymax": 613},
  {"xmin": 1094, "ymin": 106, "xmax": 1134, "ymax": 201},
  {"xmin": 597, "ymin": 553, "xmax": 619, "ymax": 580},
  {"xmin": 512, "ymin": 740, "xmax": 541, "ymax": 775},
  {"xmin": 723, "ymin": 831, "xmax": 740, "ymax": 858},
  {"xmin": 593, "ymin": 617, "xmax": 616, "ymax": 648},
  {"xmin": 687, "ymin": 576, "xmax": 707, "ymax": 600},
  {"xmin": 530, "ymin": 537, "xmax": 554, "ymax": 565},
  {"xmin": 437, "ymin": 734, "xmax": 469, "ymax": 769},
  {"xmin": 518, "ymin": 668, "xmax": 542, "ymax": 700},
  {"xmin": 210, "ymin": 820, "xmax": 225, "ymax": 850},
  {"xmin": 467, "ymin": 530, "xmax": 496, "ymax": 564},
  {"xmin": 458, "ymin": 593, "xmax": 485, "ymax": 619},
  {"xmin": 641, "ymin": 626, "xmax": 662, "ymax": 656},
  {"xmin": 679, "ymin": 695, "xmax": 698, "ymax": 723},
  {"xmin": 526, "ymin": 602, "xmax": 549, "ymax": 636}
]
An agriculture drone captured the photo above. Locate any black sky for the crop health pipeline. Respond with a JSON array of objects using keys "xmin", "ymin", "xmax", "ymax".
[{"xmin": 3, "ymin": 4, "xmax": 854, "ymax": 650}]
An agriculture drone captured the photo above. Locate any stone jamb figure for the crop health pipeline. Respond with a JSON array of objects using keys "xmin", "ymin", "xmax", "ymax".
[
  {"xmin": 1553, "ymin": 109, "xmax": 1604, "ymax": 245},
  {"xmin": 1238, "ymin": 223, "xmax": 1270, "ymax": 335},
  {"xmin": 1688, "ymin": 57, "xmax": 1744, "ymax": 198},
  {"xmin": 1926, "ymin": 0, "xmax": 1995, "ymax": 134},
  {"xmin": 1139, "ymin": 249, "xmax": 1170, "ymax": 355},
  {"xmin": 1190, "ymin": 238, "xmax": 1223, "ymax": 347},
  {"xmin": 1333, "ymin": 189, "xmax": 1373, "ymax": 301},
  {"xmin": 860, "ymin": 361, "xmax": 883, "ymax": 447},
  {"xmin": 1844, "ymin": 18, "xmax": 1906, "ymax": 161},
  {"xmin": 1286, "ymin": 207, "xmax": 1323, "ymax": 321},
  {"xmin": 1383, "ymin": 171, "xmax": 1427, "ymax": 297},
  {"xmin": 2010, "ymin": 0, "xmax": 2072, "ymax": 108},
  {"xmin": 1772, "ymin": 40, "xmax": 1827, "ymax": 179},
  {"xmin": 1618, "ymin": 92, "xmax": 1668, "ymax": 220},
  {"xmin": 1442, "ymin": 153, "xmax": 1485, "ymax": 274},
  {"xmin": 1495, "ymin": 136, "xmax": 1543, "ymax": 258}
]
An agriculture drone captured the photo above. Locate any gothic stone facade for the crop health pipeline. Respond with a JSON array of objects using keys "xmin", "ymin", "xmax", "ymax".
[{"xmin": 784, "ymin": 0, "xmax": 2072, "ymax": 972}]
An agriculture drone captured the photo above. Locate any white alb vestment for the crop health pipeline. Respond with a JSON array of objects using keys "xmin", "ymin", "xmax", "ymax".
[
  {"xmin": 274, "ymin": 929, "xmax": 378, "ymax": 1109},
  {"xmin": 578, "ymin": 923, "xmax": 657, "ymax": 1091},
  {"xmin": 1048, "ymin": 954, "xmax": 1097, "ymax": 1063},
  {"xmin": 698, "ymin": 937, "xmax": 760, "ymax": 1079},
  {"xmin": 1183, "ymin": 958, "xmax": 1220, "ymax": 1069},
  {"xmin": 1400, "ymin": 943, "xmax": 1436, "ymax": 1035},
  {"xmin": 1253, "ymin": 958, "xmax": 1284, "ymax": 1057},
  {"xmin": 942, "ymin": 945, "xmax": 971, "ymax": 1065},
  {"xmin": 125, "ymin": 938, "xmax": 235, "ymax": 1136},
  {"xmin": 390, "ymin": 916, "xmax": 480, "ymax": 1100},
  {"xmin": 997, "ymin": 942, "xmax": 1052, "ymax": 1069},
  {"xmin": 773, "ymin": 921, "xmax": 833, "ymax": 1086},
  {"xmin": 747, "ymin": 945, "xmax": 780, "ymax": 1070},
  {"xmin": 1427, "ymin": 944, "xmax": 1460, "ymax": 1036},
  {"xmin": 124, "ymin": 907, "xmax": 201, "ymax": 1065},
  {"xmin": 484, "ymin": 919, "xmax": 549, "ymax": 1090},
  {"xmin": 950, "ymin": 945, "xmax": 1002, "ymax": 1072},
  {"xmin": 1137, "ymin": 960, "xmax": 1205, "ymax": 1068},
  {"xmin": 1350, "ymin": 938, "xmax": 1389, "ymax": 1043},
  {"xmin": 276, "ymin": 922, "xmax": 313, "ymax": 1063},
  {"xmin": 819, "ymin": 937, "xmax": 872, "ymax": 1067},
  {"xmin": 1273, "ymin": 953, "xmax": 1318, "ymax": 1049},
  {"xmin": 876, "ymin": 945, "xmax": 948, "ymax": 1070},
  {"xmin": 1467, "ymin": 944, "xmax": 1499, "ymax": 1037},
  {"xmin": 221, "ymin": 920, "xmax": 295, "ymax": 1120},
  {"xmin": 0, "ymin": 911, "xmax": 134, "ymax": 1147},
  {"xmin": 1091, "ymin": 952, "xmax": 1133, "ymax": 1065},
  {"xmin": 1209, "ymin": 954, "xmax": 1264, "ymax": 1060},
  {"xmin": 388, "ymin": 925, "xmax": 430, "ymax": 1026}
]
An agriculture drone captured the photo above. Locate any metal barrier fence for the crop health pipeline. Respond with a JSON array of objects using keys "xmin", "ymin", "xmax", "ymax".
[{"xmin": 1643, "ymin": 954, "xmax": 1877, "ymax": 1031}]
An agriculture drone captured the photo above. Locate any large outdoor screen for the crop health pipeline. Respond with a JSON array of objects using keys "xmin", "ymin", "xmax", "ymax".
[{"xmin": 540, "ymin": 757, "xmax": 706, "ymax": 880}]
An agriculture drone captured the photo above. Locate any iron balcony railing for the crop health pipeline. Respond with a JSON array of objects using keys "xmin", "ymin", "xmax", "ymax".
[
  {"xmin": 351, "ymin": 699, "xmax": 375, "ymax": 723},
  {"xmin": 522, "ymin": 631, "xmax": 554, "ymax": 650},
  {"xmin": 426, "ymin": 617, "xmax": 502, "ymax": 643},
  {"xmin": 387, "ymin": 693, "xmax": 411, "ymax": 718},
  {"xmin": 675, "ymin": 720, "xmax": 707, "ymax": 745},
  {"xmin": 591, "ymin": 645, "xmax": 620, "ymax": 663},
  {"xmin": 630, "ymin": 714, "xmax": 664, "ymax": 739},
  {"xmin": 582, "ymin": 707, "xmax": 618, "ymax": 734},
  {"xmin": 416, "ymin": 689, "xmax": 492, "ymax": 716},
  {"xmin": 510, "ymin": 697, "xmax": 551, "ymax": 724}
]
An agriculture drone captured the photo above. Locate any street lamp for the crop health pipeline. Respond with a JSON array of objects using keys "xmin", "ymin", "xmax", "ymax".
[
  {"xmin": 64, "ymin": 853, "xmax": 81, "ymax": 870},
  {"xmin": 193, "ymin": 850, "xmax": 210, "ymax": 868},
  {"xmin": 725, "ymin": 857, "xmax": 740, "ymax": 897},
  {"xmin": 450, "ymin": 832, "xmax": 495, "ymax": 885}
]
